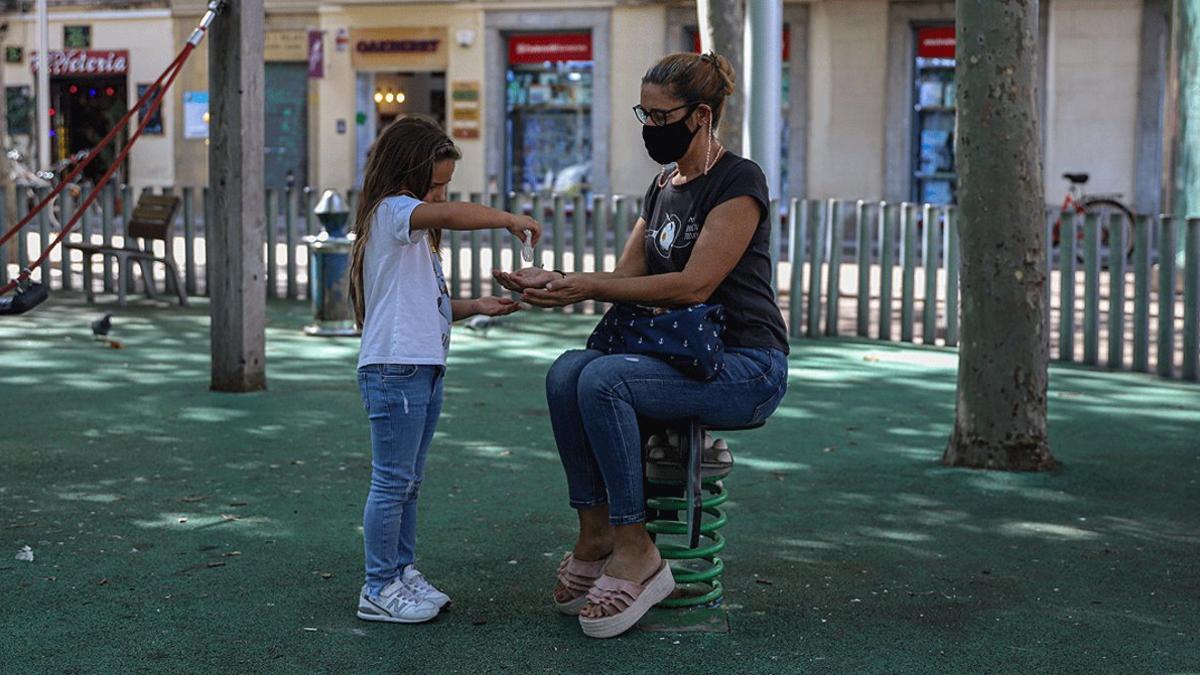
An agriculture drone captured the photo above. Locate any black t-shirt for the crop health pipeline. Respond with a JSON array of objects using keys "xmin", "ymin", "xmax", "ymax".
[{"xmin": 640, "ymin": 152, "xmax": 790, "ymax": 354}]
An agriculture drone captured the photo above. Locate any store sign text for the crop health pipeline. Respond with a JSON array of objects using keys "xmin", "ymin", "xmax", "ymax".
[
  {"xmin": 508, "ymin": 34, "xmax": 592, "ymax": 64},
  {"xmin": 917, "ymin": 26, "xmax": 955, "ymax": 59},
  {"xmin": 356, "ymin": 39, "xmax": 440, "ymax": 54},
  {"xmin": 349, "ymin": 28, "xmax": 447, "ymax": 70},
  {"xmin": 31, "ymin": 50, "xmax": 128, "ymax": 77}
]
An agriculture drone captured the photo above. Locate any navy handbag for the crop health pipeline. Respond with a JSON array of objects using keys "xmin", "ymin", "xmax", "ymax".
[{"xmin": 586, "ymin": 303, "xmax": 727, "ymax": 381}]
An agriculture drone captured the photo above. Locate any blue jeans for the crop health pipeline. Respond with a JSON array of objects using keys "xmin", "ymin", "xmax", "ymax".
[
  {"xmin": 545, "ymin": 347, "xmax": 788, "ymax": 526},
  {"xmin": 357, "ymin": 363, "xmax": 444, "ymax": 595}
]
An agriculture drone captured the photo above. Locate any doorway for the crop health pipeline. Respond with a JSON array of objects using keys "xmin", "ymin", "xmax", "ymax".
[
  {"xmin": 354, "ymin": 71, "xmax": 446, "ymax": 186},
  {"xmin": 264, "ymin": 62, "xmax": 309, "ymax": 189},
  {"xmin": 50, "ymin": 76, "xmax": 127, "ymax": 184}
]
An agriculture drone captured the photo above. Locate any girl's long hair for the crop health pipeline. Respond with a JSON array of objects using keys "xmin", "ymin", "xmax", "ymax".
[{"xmin": 349, "ymin": 116, "xmax": 461, "ymax": 329}]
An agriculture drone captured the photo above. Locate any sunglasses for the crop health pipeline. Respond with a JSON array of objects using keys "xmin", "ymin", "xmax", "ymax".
[{"xmin": 632, "ymin": 102, "xmax": 701, "ymax": 127}]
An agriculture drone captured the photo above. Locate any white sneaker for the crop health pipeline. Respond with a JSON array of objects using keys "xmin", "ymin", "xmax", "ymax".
[
  {"xmin": 402, "ymin": 565, "xmax": 451, "ymax": 609},
  {"xmin": 357, "ymin": 578, "xmax": 439, "ymax": 624}
]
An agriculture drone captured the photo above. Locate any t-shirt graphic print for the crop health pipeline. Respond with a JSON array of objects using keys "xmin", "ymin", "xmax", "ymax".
[
  {"xmin": 648, "ymin": 211, "xmax": 703, "ymax": 259},
  {"xmin": 639, "ymin": 152, "xmax": 790, "ymax": 354}
]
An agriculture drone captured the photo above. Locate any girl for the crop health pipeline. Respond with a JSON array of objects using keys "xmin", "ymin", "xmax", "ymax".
[{"xmin": 350, "ymin": 116, "xmax": 540, "ymax": 624}]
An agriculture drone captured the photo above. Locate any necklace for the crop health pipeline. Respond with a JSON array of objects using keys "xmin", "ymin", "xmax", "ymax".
[{"xmin": 662, "ymin": 145, "xmax": 725, "ymax": 188}]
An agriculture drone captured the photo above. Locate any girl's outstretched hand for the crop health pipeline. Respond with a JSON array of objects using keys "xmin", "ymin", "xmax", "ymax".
[
  {"xmin": 507, "ymin": 214, "xmax": 542, "ymax": 246},
  {"xmin": 493, "ymin": 267, "xmax": 560, "ymax": 292},
  {"xmin": 473, "ymin": 296, "xmax": 523, "ymax": 317}
]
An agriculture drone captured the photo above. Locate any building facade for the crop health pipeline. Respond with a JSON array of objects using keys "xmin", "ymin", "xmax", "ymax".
[{"xmin": 0, "ymin": 0, "xmax": 1180, "ymax": 215}]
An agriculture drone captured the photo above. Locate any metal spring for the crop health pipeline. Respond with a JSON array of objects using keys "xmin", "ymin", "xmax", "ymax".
[{"xmin": 646, "ymin": 477, "xmax": 729, "ymax": 608}]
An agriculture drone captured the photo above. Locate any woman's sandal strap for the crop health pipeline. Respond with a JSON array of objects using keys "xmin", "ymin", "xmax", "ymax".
[
  {"xmin": 557, "ymin": 553, "xmax": 609, "ymax": 596},
  {"xmin": 584, "ymin": 575, "xmax": 646, "ymax": 616}
]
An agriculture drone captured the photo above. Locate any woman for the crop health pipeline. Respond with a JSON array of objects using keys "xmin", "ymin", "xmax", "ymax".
[{"xmin": 495, "ymin": 51, "xmax": 789, "ymax": 638}]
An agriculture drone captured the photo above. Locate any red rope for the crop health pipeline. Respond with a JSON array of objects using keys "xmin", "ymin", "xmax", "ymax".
[{"xmin": 0, "ymin": 44, "xmax": 194, "ymax": 295}]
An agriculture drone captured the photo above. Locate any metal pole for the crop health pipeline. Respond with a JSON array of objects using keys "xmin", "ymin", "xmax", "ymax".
[
  {"xmin": 746, "ymin": 0, "xmax": 782, "ymax": 197},
  {"xmin": 36, "ymin": 0, "xmax": 51, "ymax": 171}
]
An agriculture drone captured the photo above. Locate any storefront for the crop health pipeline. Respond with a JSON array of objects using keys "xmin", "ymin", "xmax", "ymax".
[
  {"xmin": 504, "ymin": 32, "xmax": 593, "ymax": 195},
  {"xmin": 349, "ymin": 27, "xmax": 449, "ymax": 186},
  {"xmin": 485, "ymin": 9, "xmax": 611, "ymax": 197},
  {"xmin": 2, "ymin": 10, "xmax": 175, "ymax": 190},
  {"xmin": 7, "ymin": 0, "xmax": 1154, "ymax": 214},
  {"xmin": 39, "ymin": 49, "xmax": 131, "ymax": 184}
]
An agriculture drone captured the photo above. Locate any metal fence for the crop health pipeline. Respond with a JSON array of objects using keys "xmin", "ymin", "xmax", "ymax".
[{"xmin": 3, "ymin": 186, "xmax": 1197, "ymax": 382}]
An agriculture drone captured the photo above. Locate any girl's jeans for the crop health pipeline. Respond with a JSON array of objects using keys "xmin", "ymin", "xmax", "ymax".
[
  {"xmin": 546, "ymin": 347, "xmax": 788, "ymax": 526},
  {"xmin": 357, "ymin": 363, "xmax": 444, "ymax": 595}
]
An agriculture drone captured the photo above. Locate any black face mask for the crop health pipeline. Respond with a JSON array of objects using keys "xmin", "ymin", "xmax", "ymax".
[{"xmin": 642, "ymin": 113, "xmax": 699, "ymax": 165}]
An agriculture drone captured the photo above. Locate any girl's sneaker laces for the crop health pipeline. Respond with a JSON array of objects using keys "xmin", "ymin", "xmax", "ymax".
[{"xmin": 403, "ymin": 565, "xmax": 451, "ymax": 609}]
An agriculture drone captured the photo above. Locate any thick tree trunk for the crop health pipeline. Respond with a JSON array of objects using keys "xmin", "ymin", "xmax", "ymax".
[
  {"xmin": 943, "ymin": 0, "xmax": 1056, "ymax": 471},
  {"xmin": 697, "ymin": 0, "xmax": 744, "ymax": 154}
]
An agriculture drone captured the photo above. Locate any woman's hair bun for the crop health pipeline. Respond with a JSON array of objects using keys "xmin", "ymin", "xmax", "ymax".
[{"xmin": 701, "ymin": 50, "xmax": 736, "ymax": 97}]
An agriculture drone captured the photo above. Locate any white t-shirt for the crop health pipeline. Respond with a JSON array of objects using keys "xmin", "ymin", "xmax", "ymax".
[{"xmin": 357, "ymin": 195, "xmax": 453, "ymax": 369}]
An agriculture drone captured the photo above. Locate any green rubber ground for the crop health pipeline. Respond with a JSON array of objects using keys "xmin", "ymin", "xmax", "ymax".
[{"xmin": 1, "ymin": 295, "xmax": 1197, "ymax": 673}]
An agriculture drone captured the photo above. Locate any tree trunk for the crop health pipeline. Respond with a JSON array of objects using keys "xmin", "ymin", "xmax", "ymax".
[
  {"xmin": 1168, "ymin": 0, "xmax": 1199, "ymax": 221},
  {"xmin": 943, "ymin": 0, "xmax": 1056, "ymax": 471},
  {"xmin": 697, "ymin": 0, "xmax": 744, "ymax": 155}
]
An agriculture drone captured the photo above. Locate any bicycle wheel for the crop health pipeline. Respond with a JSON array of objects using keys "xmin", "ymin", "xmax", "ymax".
[{"xmin": 1078, "ymin": 197, "xmax": 1136, "ymax": 267}]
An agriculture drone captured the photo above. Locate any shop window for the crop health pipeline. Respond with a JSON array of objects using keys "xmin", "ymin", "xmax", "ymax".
[
  {"xmin": 912, "ymin": 24, "xmax": 957, "ymax": 204},
  {"xmin": 6, "ymin": 86, "xmax": 33, "ymax": 138},
  {"xmin": 505, "ymin": 33, "xmax": 593, "ymax": 196}
]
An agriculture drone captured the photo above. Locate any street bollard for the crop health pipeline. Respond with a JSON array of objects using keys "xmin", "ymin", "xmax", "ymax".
[{"xmin": 302, "ymin": 189, "xmax": 359, "ymax": 337}]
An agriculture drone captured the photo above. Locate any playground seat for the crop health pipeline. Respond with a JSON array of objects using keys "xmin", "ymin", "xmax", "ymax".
[
  {"xmin": 645, "ymin": 419, "xmax": 764, "ymax": 549},
  {"xmin": 65, "ymin": 193, "xmax": 186, "ymax": 307}
]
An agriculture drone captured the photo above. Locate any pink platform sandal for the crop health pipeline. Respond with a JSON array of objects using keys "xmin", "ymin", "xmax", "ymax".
[
  {"xmin": 578, "ymin": 562, "xmax": 675, "ymax": 639},
  {"xmin": 553, "ymin": 552, "xmax": 611, "ymax": 615}
]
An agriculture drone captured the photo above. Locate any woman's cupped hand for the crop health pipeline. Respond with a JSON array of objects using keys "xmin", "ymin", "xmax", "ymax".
[
  {"xmin": 492, "ymin": 268, "xmax": 593, "ymax": 308},
  {"xmin": 521, "ymin": 274, "xmax": 593, "ymax": 308}
]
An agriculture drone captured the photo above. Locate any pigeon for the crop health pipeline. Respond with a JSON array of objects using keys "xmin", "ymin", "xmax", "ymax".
[
  {"xmin": 91, "ymin": 313, "xmax": 112, "ymax": 339},
  {"xmin": 464, "ymin": 315, "xmax": 502, "ymax": 336}
]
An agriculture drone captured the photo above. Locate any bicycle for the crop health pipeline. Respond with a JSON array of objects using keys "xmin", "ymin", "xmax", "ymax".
[{"xmin": 1050, "ymin": 172, "xmax": 1136, "ymax": 266}]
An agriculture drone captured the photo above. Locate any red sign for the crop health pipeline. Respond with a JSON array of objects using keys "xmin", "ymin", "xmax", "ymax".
[
  {"xmin": 307, "ymin": 30, "xmax": 324, "ymax": 79},
  {"xmin": 508, "ymin": 33, "xmax": 592, "ymax": 64},
  {"xmin": 917, "ymin": 26, "xmax": 955, "ymax": 59},
  {"xmin": 31, "ymin": 49, "xmax": 128, "ymax": 76},
  {"xmin": 690, "ymin": 28, "xmax": 790, "ymax": 61}
]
